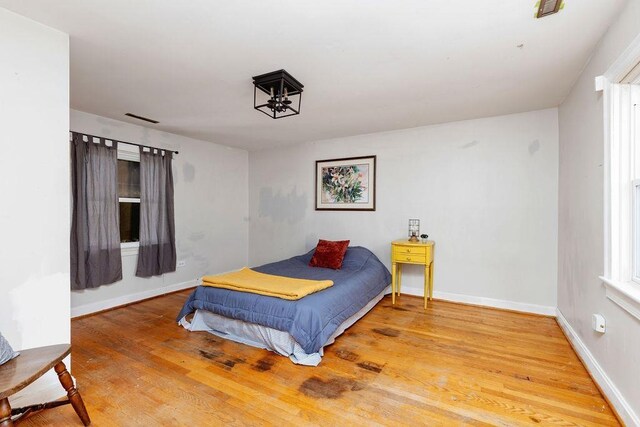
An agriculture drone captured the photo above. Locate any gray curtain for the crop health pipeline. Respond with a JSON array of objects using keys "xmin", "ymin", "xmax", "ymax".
[
  {"xmin": 136, "ymin": 147, "xmax": 176, "ymax": 277},
  {"xmin": 70, "ymin": 133, "xmax": 122, "ymax": 290}
]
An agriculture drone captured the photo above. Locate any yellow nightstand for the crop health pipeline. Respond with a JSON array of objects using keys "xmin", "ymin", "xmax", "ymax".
[{"xmin": 391, "ymin": 239, "xmax": 434, "ymax": 309}]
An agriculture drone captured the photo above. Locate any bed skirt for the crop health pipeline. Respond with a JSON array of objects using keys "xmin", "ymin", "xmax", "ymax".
[{"xmin": 178, "ymin": 288, "xmax": 386, "ymax": 366}]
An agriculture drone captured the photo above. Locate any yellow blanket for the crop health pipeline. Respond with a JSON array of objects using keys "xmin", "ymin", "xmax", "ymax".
[{"xmin": 201, "ymin": 267, "xmax": 333, "ymax": 300}]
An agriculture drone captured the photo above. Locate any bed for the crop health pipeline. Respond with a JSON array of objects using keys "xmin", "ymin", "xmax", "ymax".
[{"xmin": 176, "ymin": 246, "xmax": 391, "ymax": 366}]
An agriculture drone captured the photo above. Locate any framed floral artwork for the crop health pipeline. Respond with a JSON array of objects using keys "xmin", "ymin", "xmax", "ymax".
[{"xmin": 315, "ymin": 155, "xmax": 376, "ymax": 211}]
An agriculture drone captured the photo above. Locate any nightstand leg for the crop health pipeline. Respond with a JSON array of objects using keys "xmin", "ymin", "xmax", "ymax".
[
  {"xmin": 391, "ymin": 262, "xmax": 397, "ymax": 304},
  {"xmin": 397, "ymin": 264, "xmax": 402, "ymax": 296},
  {"xmin": 424, "ymin": 265, "xmax": 429, "ymax": 309},
  {"xmin": 429, "ymin": 261, "xmax": 434, "ymax": 300}
]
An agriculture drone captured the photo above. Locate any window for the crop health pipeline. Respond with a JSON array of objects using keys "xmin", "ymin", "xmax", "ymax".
[
  {"xmin": 617, "ymin": 83, "xmax": 640, "ymax": 285},
  {"xmin": 117, "ymin": 144, "xmax": 141, "ymax": 254},
  {"xmin": 632, "ymin": 87, "xmax": 640, "ymax": 284},
  {"xmin": 118, "ymin": 159, "xmax": 140, "ymax": 243},
  {"xmin": 634, "ymin": 179, "xmax": 640, "ymax": 282},
  {"xmin": 601, "ymin": 52, "xmax": 640, "ymax": 320}
]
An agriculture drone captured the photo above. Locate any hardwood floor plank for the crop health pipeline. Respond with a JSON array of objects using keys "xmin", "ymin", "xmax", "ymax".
[{"xmin": 17, "ymin": 291, "xmax": 619, "ymax": 426}]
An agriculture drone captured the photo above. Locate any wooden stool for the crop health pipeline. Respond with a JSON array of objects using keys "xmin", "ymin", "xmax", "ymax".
[{"xmin": 0, "ymin": 344, "xmax": 90, "ymax": 426}]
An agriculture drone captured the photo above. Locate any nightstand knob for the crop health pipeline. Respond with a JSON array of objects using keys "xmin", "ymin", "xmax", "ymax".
[
  {"xmin": 407, "ymin": 249, "xmax": 411, "ymax": 253},
  {"xmin": 406, "ymin": 257, "xmax": 411, "ymax": 261}
]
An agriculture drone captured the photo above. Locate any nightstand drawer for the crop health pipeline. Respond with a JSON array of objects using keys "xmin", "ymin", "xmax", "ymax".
[
  {"xmin": 393, "ymin": 253, "xmax": 426, "ymax": 264},
  {"xmin": 393, "ymin": 245, "xmax": 426, "ymax": 256}
]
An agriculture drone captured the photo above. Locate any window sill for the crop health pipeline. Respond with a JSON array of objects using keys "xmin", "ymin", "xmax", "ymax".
[
  {"xmin": 121, "ymin": 242, "xmax": 139, "ymax": 257},
  {"xmin": 600, "ymin": 276, "xmax": 640, "ymax": 322}
]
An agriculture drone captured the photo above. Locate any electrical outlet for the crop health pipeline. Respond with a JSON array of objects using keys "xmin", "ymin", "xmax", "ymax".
[
  {"xmin": 592, "ymin": 314, "xmax": 606, "ymax": 333},
  {"xmin": 177, "ymin": 260, "xmax": 186, "ymax": 268}
]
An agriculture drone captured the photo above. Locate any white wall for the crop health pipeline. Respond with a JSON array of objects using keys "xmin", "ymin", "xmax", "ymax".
[
  {"xmin": 558, "ymin": 0, "xmax": 640, "ymax": 424},
  {"xmin": 249, "ymin": 108, "xmax": 559, "ymax": 313},
  {"xmin": 0, "ymin": 7, "xmax": 70, "ymax": 402},
  {"xmin": 70, "ymin": 110, "xmax": 248, "ymax": 316}
]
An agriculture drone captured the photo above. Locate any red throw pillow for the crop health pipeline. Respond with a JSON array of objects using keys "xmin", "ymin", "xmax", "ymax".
[{"xmin": 309, "ymin": 239, "xmax": 350, "ymax": 269}]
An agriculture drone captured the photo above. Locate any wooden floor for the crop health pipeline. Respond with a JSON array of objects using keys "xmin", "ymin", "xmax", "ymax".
[{"xmin": 21, "ymin": 291, "xmax": 619, "ymax": 426}]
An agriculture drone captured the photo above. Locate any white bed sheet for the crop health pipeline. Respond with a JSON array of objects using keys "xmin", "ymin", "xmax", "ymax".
[{"xmin": 179, "ymin": 288, "xmax": 386, "ymax": 366}]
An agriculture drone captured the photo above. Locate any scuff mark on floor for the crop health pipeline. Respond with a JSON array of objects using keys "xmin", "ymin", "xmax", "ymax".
[{"xmin": 299, "ymin": 376, "xmax": 363, "ymax": 399}]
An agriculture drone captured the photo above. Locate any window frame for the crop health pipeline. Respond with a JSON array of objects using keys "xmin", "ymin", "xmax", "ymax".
[
  {"xmin": 600, "ymin": 35, "xmax": 640, "ymax": 321},
  {"xmin": 117, "ymin": 143, "xmax": 141, "ymax": 257},
  {"xmin": 633, "ymin": 178, "xmax": 640, "ymax": 284}
]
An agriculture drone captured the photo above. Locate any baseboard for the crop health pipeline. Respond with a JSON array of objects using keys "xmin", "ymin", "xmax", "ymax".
[
  {"xmin": 556, "ymin": 308, "xmax": 639, "ymax": 427},
  {"xmin": 71, "ymin": 279, "xmax": 198, "ymax": 318},
  {"xmin": 398, "ymin": 285, "xmax": 556, "ymax": 316}
]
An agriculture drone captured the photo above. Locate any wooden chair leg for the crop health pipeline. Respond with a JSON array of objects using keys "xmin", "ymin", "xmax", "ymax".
[
  {"xmin": 0, "ymin": 398, "xmax": 13, "ymax": 427},
  {"xmin": 54, "ymin": 362, "xmax": 91, "ymax": 426}
]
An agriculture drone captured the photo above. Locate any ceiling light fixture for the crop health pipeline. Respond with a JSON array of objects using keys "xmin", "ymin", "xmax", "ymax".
[
  {"xmin": 252, "ymin": 69, "xmax": 304, "ymax": 119},
  {"xmin": 536, "ymin": 0, "xmax": 564, "ymax": 18}
]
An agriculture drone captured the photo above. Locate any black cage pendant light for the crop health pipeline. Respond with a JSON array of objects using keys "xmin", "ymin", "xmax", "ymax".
[{"xmin": 252, "ymin": 69, "xmax": 304, "ymax": 119}]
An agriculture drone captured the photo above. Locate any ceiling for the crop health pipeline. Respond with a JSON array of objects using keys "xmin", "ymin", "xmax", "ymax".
[{"xmin": 0, "ymin": 0, "xmax": 627, "ymax": 150}]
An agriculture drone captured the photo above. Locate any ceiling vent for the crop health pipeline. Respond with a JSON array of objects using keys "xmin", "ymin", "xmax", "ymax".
[
  {"xmin": 536, "ymin": 0, "xmax": 564, "ymax": 18},
  {"xmin": 125, "ymin": 113, "xmax": 159, "ymax": 124}
]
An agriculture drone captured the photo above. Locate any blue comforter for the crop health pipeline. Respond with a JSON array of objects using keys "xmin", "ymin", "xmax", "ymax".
[{"xmin": 177, "ymin": 246, "xmax": 391, "ymax": 354}]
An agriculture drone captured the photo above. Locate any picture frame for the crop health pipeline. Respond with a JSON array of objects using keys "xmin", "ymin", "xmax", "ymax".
[{"xmin": 315, "ymin": 155, "xmax": 376, "ymax": 211}]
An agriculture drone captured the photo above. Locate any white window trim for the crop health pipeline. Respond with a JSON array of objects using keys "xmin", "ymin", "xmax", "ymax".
[
  {"xmin": 121, "ymin": 241, "xmax": 140, "ymax": 257},
  {"xmin": 601, "ymin": 32, "xmax": 640, "ymax": 321},
  {"xmin": 633, "ymin": 179, "xmax": 640, "ymax": 284},
  {"xmin": 118, "ymin": 143, "xmax": 141, "ymax": 256},
  {"xmin": 118, "ymin": 142, "xmax": 140, "ymax": 162},
  {"xmin": 119, "ymin": 197, "xmax": 140, "ymax": 204}
]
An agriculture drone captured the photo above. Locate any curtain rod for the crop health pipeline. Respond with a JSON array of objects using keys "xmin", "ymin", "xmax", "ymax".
[{"xmin": 70, "ymin": 131, "xmax": 179, "ymax": 155}]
